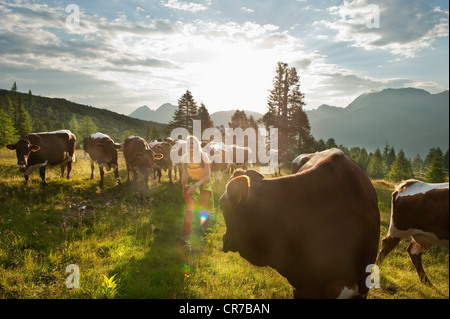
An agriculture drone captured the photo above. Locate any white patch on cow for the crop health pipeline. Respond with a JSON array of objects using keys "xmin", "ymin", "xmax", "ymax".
[
  {"xmin": 396, "ymin": 182, "xmax": 448, "ymax": 199},
  {"xmin": 37, "ymin": 129, "xmax": 73, "ymax": 135},
  {"xmin": 24, "ymin": 161, "xmax": 48, "ymax": 176},
  {"xmin": 149, "ymin": 140, "xmax": 163, "ymax": 147},
  {"xmin": 388, "ymin": 225, "xmax": 449, "ymax": 248},
  {"xmin": 337, "ymin": 286, "xmax": 359, "ymax": 299},
  {"xmin": 91, "ymin": 132, "xmax": 110, "ymax": 139}
]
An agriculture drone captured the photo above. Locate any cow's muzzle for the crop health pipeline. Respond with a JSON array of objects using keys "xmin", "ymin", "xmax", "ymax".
[
  {"xmin": 223, "ymin": 233, "xmax": 236, "ymax": 253},
  {"xmin": 19, "ymin": 163, "xmax": 27, "ymax": 173}
]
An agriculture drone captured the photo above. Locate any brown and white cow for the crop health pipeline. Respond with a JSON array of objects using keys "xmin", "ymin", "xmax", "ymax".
[
  {"xmin": 150, "ymin": 140, "xmax": 175, "ymax": 184},
  {"xmin": 220, "ymin": 148, "xmax": 380, "ymax": 298},
  {"xmin": 7, "ymin": 130, "xmax": 76, "ymax": 186},
  {"xmin": 376, "ymin": 179, "xmax": 449, "ymax": 285},
  {"xmin": 123, "ymin": 136, "xmax": 162, "ymax": 189},
  {"xmin": 83, "ymin": 132, "xmax": 121, "ymax": 188}
]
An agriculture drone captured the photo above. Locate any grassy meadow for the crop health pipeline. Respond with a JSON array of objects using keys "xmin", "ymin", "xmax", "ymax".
[{"xmin": 0, "ymin": 148, "xmax": 448, "ymax": 299}]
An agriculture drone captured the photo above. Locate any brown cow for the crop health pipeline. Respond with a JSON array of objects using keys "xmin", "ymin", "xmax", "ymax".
[
  {"xmin": 151, "ymin": 141, "xmax": 175, "ymax": 184},
  {"xmin": 7, "ymin": 130, "xmax": 76, "ymax": 186},
  {"xmin": 123, "ymin": 136, "xmax": 162, "ymax": 189},
  {"xmin": 84, "ymin": 132, "xmax": 121, "ymax": 188},
  {"xmin": 376, "ymin": 179, "xmax": 449, "ymax": 285},
  {"xmin": 220, "ymin": 148, "xmax": 380, "ymax": 298}
]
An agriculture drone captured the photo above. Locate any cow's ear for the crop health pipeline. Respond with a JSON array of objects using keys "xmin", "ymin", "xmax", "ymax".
[
  {"xmin": 114, "ymin": 143, "xmax": 122, "ymax": 149},
  {"xmin": 226, "ymin": 175, "xmax": 250, "ymax": 207},
  {"xmin": 6, "ymin": 144, "xmax": 16, "ymax": 150},
  {"xmin": 30, "ymin": 145, "xmax": 40, "ymax": 152}
]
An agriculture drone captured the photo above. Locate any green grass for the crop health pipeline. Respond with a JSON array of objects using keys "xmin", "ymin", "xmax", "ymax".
[{"xmin": 0, "ymin": 149, "xmax": 447, "ymax": 299}]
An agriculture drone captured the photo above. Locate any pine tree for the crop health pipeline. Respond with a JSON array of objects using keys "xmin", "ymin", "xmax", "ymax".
[
  {"xmin": 385, "ymin": 147, "xmax": 396, "ymax": 171},
  {"xmin": 388, "ymin": 149, "xmax": 413, "ymax": 182},
  {"xmin": 0, "ymin": 109, "xmax": 17, "ymax": 147},
  {"xmin": 425, "ymin": 151, "xmax": 445, "ymax": 183},
  {"xmin": 198, "ymin": 103, "xmax": 213, "ymax": 133},
  {"xmin": 166, "ymin": 90, "xmax": 198, "ymax": 134},
  {"xmin": 368, "ymin": 148, "xmax": 387, "ymax": 179},
  {"xmin": 412, "ymin": 154, "xmax": 424, "ymax": 175},
  {"xmin": 264, "ymin": 62, "xmax": 311, "ymax": 155},
  {"xmin": 444, "ymin": 149, "xmax": 449, "ymax": 171},
  {"xmin": 15, "ymin": 95, "xmax": 33, "ymax": 136}
]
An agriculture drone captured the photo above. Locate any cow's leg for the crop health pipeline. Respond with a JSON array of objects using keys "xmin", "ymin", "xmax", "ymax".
[
  {"xmin": 114, "ymin": 167, "xmax": 121, "ymax": 186},
  {"xmin": 60, "ymin": 164, "xmax": 65, "ymax": 178},
  {"xmin": 376, "ymin": 236, "xmax": 401, "ymax": 266},
  {"xmin": 407, "ymin": 239, "xmax": 432, "ymax": 286},
  {"xmin": 24, "ymin": 174, "xmax": 29, "ymax": 185},
  {"xmin": 66, "ymin": 161, "xmax": 72, "ymax": 179},
  {"xmin": 157, "ymin": 168, "xmax": 162, "ymax": 183},
  {"xmin": 99, "ymin": 166, "xmax": 104, "ymax": 188},
  {"xmin": 169, "ymin": 167, "xmax": 173, "ymax": 184},
  {"xmin": 132, "ymin": 169, "xmax": 138, "ymax": 184},
  {"xmin": 90, "ymin": 160, "xmax": 95, "ymax": 179},
  {"xmin": 39, "ymin": 166, "xmax": 47, "ymax": 186},
  {"xmin": 144, "ymin": 172, "xmax": 149, "ymax": 189},
  {"xmin": 126, "ymin": 163, "xmax": 131, "ymax": 183}
]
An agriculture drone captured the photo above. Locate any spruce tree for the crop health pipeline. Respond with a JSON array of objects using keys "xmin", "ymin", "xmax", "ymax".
[
  {"xmin": 388, "ymin": 149, "xmax": 413, "ymax": 182},
  {"xmin": 198, "ymin": 103, "xmax": 214, "ymax": 133},
  {"xmin": 425, "ymin": 151, "xmax": 445, "ymax": 183},
  {"xmin": 0, "ymin": 109, "xmax": 17, "ymax": 147},
  {"xmin": 166, "ymin": 90, "xmax": 198, "ymax": 135},
  {"xmin": 368, "ymin": 148, "xmax": 387, "ymax": 179},
  {"xmin": 264, "ymin": 62, "xmax": 311, "ymax": 155}
]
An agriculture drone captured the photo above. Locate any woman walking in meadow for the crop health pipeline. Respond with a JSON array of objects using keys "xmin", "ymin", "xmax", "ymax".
[{"xmin": 181, "ymin": 135, "xmax": 212, "ymax": 251}]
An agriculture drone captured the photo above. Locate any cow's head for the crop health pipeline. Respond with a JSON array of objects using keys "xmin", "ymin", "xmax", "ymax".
[
  {"xmin": 135, "ymin": 149, "xmax": 164, "ymax": 168},
  {"xmin": 7, "ymin": 139, "xmax": 40, "ymax": 172},
  {"xmin": 152, "ymin": 142, "xmax": 171, "ymax": 163},
  {"xmin": 220, "ymin": 170, "xmax": 266, "ymax": 263},
  {"xmin": 96, "ymin": 140, "xmax": 121, "ymax": 165}
]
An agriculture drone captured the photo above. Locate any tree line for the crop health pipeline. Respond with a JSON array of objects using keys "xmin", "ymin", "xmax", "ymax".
[
  {"xmin": 166, "ymin": 61, "xmax": 448, "ymax": 184},
  {"xmin": 0, "ymin": 82, "xmax": 166, "ymax": 148}
]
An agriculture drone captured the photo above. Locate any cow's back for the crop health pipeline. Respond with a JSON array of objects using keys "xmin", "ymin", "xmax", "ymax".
[
  {"xmin": 255, "ymin": 149, "xmax": 380, "ymax": 297},
  {"xmin": 26, "ymin": 131, "xmax": 75, "ymax": 166},
  {"xmin": 392, "ymin": 181, "xmax": 449, "ymax": 241},
  {"xmin": 123, "ymin": 137, "xmax": 148, "ymax": 166}
]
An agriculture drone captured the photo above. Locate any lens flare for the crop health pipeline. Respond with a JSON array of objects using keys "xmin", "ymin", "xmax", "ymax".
[{"xmin": 200, "ymin": 210, "xmax": 210, "ymax": 227}]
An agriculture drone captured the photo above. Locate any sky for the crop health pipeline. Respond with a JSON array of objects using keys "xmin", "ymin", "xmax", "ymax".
[{"xmin": 0, "ymin": 0, "xmax": 448, "ymax": 115}]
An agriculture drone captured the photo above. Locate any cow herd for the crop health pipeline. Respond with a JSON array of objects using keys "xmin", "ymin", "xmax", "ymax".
[{"xmin": 4, "ymin": 130, "xmax": 449, "ymax": 299}]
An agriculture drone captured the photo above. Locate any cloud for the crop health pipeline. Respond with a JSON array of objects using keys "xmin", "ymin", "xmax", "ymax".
[
  {"xmin": 241, "ymin": 7, "xmax": 254, "ymax": 13},
  {"xmin": 160, "ymin": 0, "xmax": 211, "ymax": 12},
  {"xmin": 320, "ymin": 0, "xmax": 449, "ymax": 57}
]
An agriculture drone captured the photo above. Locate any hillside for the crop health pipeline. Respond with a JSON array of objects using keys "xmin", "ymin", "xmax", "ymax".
[
  {"xmin": 307, "ymin": 88, "xmax": 449, "ymax": 157},
  {"xmin": 0, "ymin": 89, "xmax": 166, "ymax": 143}
]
